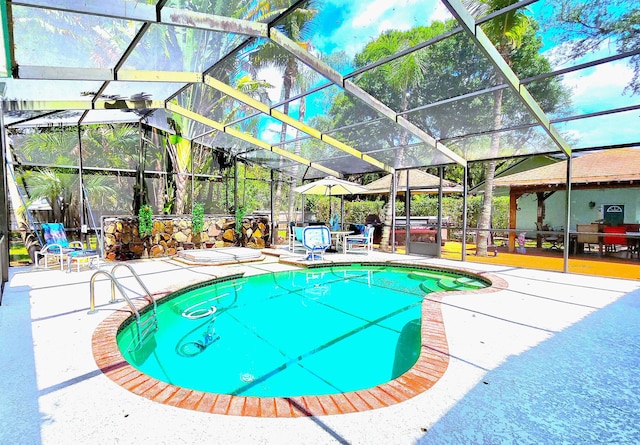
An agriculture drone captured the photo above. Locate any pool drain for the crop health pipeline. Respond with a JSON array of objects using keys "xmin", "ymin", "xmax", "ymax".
[{"xmin": 240, "ymin": 373, "xmax": 255, "ymax": 383}]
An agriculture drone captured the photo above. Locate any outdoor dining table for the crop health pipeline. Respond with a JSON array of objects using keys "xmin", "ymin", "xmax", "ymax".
[{"xmin": 330, "ymin": 231, "xmax": 353, "ymax": 252}]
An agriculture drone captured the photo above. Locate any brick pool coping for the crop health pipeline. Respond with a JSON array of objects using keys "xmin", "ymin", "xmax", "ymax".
[{"xmin": 92, "ymin": 264, "xmax": 507, "ymax": 417}]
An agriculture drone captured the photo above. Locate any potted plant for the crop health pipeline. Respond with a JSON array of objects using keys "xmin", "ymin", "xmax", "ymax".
[
  {"xmin": 191, "ymin": 202, "xmax": 205, "ymax": 248},
  {"xmin": 138, "ymin": 204, "xmax": 153, "ymax": 257}
]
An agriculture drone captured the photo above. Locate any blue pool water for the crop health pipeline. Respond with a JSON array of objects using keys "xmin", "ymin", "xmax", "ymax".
[{"xmin": 117, "ymin": 265, "xmax": 487, "ymax": 397}]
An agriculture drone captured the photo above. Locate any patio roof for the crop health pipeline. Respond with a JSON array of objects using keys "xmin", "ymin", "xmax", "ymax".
[
  {"xmin": 362, "ymin": 169, "xmax": 463, "ymax": 194},
  {"xmin": 1, "ymin": 1, "xmax": 638, "ymax": 179},
  {"xmin": 494, "ymin": 147, "xmax": 640, "ymax": 189}
]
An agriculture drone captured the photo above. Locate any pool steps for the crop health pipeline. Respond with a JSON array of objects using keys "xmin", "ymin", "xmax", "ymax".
[{"xmin": 408, "ymin": 271, "xmax": 485, "ymax": 293}]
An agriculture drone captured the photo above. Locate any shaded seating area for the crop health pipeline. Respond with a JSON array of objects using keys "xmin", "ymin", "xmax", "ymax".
[{"xmin": 537, "ymin": 223, "xmax": 562, "ymax": 250}]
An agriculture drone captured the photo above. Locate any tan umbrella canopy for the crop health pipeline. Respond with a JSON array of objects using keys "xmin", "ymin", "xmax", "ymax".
[
  {"xmin": 362, "ymin": 170, "xmax": 463, "ymax": 194},
  {"xmin": 294, "ymin": 176, "xmax": 368, "ymax": 227},
  {"xmin": 294, "ymin": 176, "xmax": 368, "ymax": 196}
]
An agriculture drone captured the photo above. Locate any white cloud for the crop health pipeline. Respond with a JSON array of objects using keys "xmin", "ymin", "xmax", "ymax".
[
  {"xmin": 256, "ymin": 66, "xmax": 283, "ymax": 103},
  {"xmin": 562, "ymin": 61, "xmax": 634, "ymax": 112},
  {"xmin": 558, "ymin": 111, "xmax": 640, "ymax": 148},
  {"xmin": 260, "ymin": 122, "xmax": 284, "ymax": 145},
  {"xmin": 260, "ymin": 121, "xmax": 299, "ymax": 145},
  {"xmin": 352, "ymin": 0, "xmax": 393, "ymax": 29},
  {"xmin": 378, "ymin": 19, "xmax": 410, "ymax": 34},
  {"xmin": 315, "ymin": 0, "xmax": 450, "ymax": 61},
  {"xmin": 430, "ymin": 1, "xmax": 453, "ymax": 22}
]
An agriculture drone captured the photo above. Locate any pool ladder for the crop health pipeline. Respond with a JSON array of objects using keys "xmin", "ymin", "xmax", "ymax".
[{"xmin": 88, "ymin": 263, "xmax": 158, "ymax": 351}]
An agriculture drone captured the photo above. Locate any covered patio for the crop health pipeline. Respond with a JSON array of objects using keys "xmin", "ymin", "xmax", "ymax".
[{"xmin": 493, "ymin": 147, "xmax": 640, "ymax": 257}]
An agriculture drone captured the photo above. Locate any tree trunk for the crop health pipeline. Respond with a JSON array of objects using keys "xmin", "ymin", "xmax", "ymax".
[
  {"xmin": 149, "ymin": 128, "xmax": 166, "ymax": 212},
  {"xmin": 476, "ymin": 88, "xmax": 504, "ymax": 256},
  {"xmin": 287, "ymin": 95, "xmax": 306, "ymax": 224},
  {"xmin": 380, "ymin": 92, "xmax": 410, "ymax": 251},
  {"xmin": 174, "ymin": 172, "xmax": 187, "ymax": 215},
  {"xmin": 273, "ymin": 62, "xmax": 296, "ymax": 230},
  {"xmin": 166, "ymin": 136, "xmax": 191, "ymax": 215},
  {"xmin": 379, "ymin": 191, "xmax": 396, "ymax": 251}
]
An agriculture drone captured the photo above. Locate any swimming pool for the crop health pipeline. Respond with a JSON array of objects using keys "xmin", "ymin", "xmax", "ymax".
[{"xmin": 115, "ymin": 264, "xmax": 488, "ymax": 400}]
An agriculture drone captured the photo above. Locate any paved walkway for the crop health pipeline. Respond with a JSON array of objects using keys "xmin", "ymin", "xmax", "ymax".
[{"xmin": 1, "ymin": 253, "xmax": 639, "ymax": 444}]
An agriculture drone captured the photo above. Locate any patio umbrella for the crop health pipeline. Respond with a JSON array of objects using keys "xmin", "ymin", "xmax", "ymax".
[
  {"xmin": 294, "ymin": 176, "xmax": 368, "ymax": 196},
  {"xmin": 294, "ymin": 176, "xmax": 367, "ymax": 226}
]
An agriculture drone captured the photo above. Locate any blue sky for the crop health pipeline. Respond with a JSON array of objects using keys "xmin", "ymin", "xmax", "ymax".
[{"xmin": 257, "ymin": 0, "xmax": 639, "ymax": 151}]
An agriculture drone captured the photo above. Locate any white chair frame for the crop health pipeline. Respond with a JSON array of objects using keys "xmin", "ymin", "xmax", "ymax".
[
  {"xmin": 35, "ymin": 241, "xmax": 84, "ymax": 271},
  {"xmin": 288, "ymin": 225, "xmax": 304, "ymax": 252}
]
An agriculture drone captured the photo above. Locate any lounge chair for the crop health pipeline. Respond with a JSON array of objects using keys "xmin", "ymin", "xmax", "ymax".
[
  {"xmin": 35, "ymin": 223, "xmax": 83, "ymax": 270},
  {"xmin": 302, "ymin": 226, "xmax": 331, "ymax": 261},
  {"xmin": 35, "ymin": 223, "xmax": 98, "ymax": 271},
  {"xmin": 344, "ymin": 225, "xmax": 374, "ymax": 254}
]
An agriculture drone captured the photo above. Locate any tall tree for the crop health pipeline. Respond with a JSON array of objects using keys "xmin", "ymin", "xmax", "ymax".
[
  {"xmin": 249, "ymin": 1, "xmax": 318, "ymax": 225},
  {"xmin": 361, "ymin": 31, "xmax": 428, "ymax": 249},
  {"xmin": 466, "ymin": 0, "xmax": 532, "ymax": 255},
  {"xmin": 326, "ymin": 14, "xmax": 568, "ymax": 251}
]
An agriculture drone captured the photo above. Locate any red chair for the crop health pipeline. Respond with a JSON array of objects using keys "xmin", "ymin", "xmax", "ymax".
[{"xmin": 603, "ymin": 226, "xmax": 627, "ymax": 253}]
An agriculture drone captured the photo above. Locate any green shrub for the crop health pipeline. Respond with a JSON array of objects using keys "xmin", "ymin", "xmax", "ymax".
[
  {"xmin": 138, "ymin": 204, "xmax": 153, "ymax": 237},
  {"xmin": 192, "ymin": 202, "xmax": 205, "ymax": 235},
  {"xmin": 235, "ymin": 205, "xmax": 248, "ymax": 235}
]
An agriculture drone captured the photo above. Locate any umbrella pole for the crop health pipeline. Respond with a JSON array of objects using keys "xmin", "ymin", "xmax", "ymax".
[{"xmin": 328, "ymin": 186, "xmax": 332, "ymax": 225}]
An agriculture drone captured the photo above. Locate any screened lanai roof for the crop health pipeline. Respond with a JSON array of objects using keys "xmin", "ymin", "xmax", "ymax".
[{"xmin": 1, "ymin": 0, "xmax": 639, "ymax": 180}]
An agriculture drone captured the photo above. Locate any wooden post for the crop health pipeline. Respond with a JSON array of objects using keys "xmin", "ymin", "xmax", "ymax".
[
  {"xmin": 536, "ymin": 192, "xmax": 545, "ymax": 248},
  {"xmin": 508, "ymin": 190, "xmax": 520, "ymax": 252}
]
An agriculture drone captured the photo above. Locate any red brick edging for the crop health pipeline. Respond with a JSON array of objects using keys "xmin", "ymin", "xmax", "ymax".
[{"xmin": 92, "ymin": 266, "xmax": 507, "ymax": 417}]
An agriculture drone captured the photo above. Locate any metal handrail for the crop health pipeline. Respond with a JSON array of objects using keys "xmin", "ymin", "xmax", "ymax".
[
  {"xmin": 88, "ymin": 270, "xmax": 139, "ymax": 319},
  {"xmin": 88, "ymin": 265, "xmax": 159, "ymax": 351},
  {"xmin": 110, "ymin": 263, "xmax": 156, "ymax": 314},
  {"xmin": 88, "ymin": 264, "xmax": 157, "ymax": 316}
]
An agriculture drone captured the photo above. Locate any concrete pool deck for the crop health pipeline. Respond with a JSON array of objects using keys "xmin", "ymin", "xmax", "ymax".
[{"xmin": 1, "ymin": 251, "xmax": 639, "ymax": 444}]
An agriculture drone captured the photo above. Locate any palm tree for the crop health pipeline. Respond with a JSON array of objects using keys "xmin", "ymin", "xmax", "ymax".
[
  {"xmin": 248, "ymin": 1, "xmax": 319, "ymax": 225},
  {"xmin": 464, "ymin": 0, "xmax": 531, "ymax": 255},
  {"xmin": 10, "ymin": 124, "xmax": 128, "ymax": 230},
  {"xmin": 354, "ymin": 30, "xmax": 428, "ymax": 250}
]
